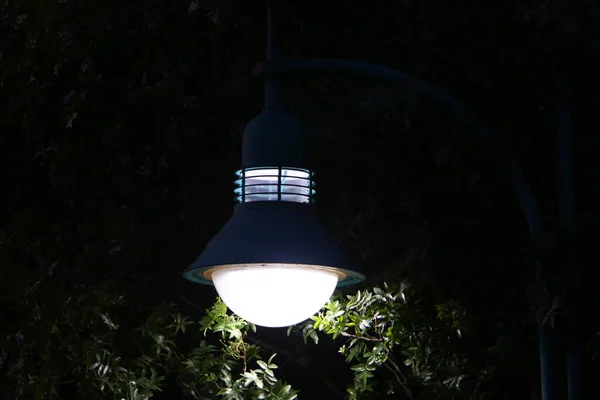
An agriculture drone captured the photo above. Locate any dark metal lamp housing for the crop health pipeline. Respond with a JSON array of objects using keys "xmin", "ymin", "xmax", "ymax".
[{"xmin": 182, "ymin": 109, "xmax": 365, "ymax": 327}]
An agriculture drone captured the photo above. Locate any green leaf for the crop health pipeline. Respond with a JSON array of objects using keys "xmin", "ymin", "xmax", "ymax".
[
  {"xmin": 350, "ymin": 364, "xmax": 365, "ymax": 372},
  {"xmin": 309, "ymin": 330, "xmax": 319, "ymax": 345}
]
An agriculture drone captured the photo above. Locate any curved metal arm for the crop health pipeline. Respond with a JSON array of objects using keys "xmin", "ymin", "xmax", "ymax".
[
  {"xmin": 254, "ymin": 58, "xmax": 543, "ymax": 238},
  {"xmin": 254, "ymin": 57, "xmax": 558, "ymax": 400}
]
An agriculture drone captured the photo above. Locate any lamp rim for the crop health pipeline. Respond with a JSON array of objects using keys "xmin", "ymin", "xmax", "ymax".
[{"xmin": 182, "ymin": 263, "xmax": 364, "ymax": 288}]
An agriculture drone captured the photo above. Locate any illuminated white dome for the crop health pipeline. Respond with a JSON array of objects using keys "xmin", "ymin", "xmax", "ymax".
[{"xmin": 211, "ymin": 264, "xmax": 339, "ymax": 327}]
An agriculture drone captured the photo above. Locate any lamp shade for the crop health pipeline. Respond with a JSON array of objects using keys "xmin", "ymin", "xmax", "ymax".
[
  {"xmin": 182, "ymin": 109, "xmax": 364, "ymax": 327},
  {"xmin": 182, "ymin": 201, "xmax": 364, "ymax": 327}
]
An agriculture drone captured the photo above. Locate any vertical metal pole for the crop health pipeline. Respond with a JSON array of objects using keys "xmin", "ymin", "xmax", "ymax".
[
  {"xmin": 557, "ymin": 28, "xmax": 580, "ymax": 400},
  {"xmin": 265, "ymin": 1, "xmax": 285, "ymax": 110},
  {"xmin": 539, "ymin": 322, "xmax": 560, "ymax": 400},
  {"xmin": 538, "ymin": 246, "xmax": 559, "ymax": 400}
]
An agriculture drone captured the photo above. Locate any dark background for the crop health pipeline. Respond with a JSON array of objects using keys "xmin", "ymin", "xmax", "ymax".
[{"xmin": 1, "ymin": 0, "xmax": 599, "ymax": 398}]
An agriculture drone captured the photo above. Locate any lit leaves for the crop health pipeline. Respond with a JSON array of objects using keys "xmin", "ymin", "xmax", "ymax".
[
  {"xmin": 191, "ymin": 300, "xmax": 296, "ymax": 399},
  {"xmin": 294, "ymin": 281, "xmax": 480, "ymax": 399},
  {"xmin": 199, "ymin": 297, "xmax": 251, "ymax": 340}
]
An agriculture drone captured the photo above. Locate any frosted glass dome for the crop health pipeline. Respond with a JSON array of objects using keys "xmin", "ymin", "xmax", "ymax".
[{"xmin": 211, "ymin": 264, "xmax": 339, "ymax": 327}]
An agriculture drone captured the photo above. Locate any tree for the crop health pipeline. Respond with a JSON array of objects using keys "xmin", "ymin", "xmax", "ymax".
[{"xmin": 2, "ymin": 0, "xmax": 598, "ymax": 398}]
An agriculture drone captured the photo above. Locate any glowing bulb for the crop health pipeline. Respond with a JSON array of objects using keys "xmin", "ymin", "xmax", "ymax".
[{"xmin": 211, "ymin": 264, "xmax": 338, "ymax": 327}]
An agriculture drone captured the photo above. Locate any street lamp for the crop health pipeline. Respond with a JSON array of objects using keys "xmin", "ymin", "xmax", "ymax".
[
  {"xmin": 181, "ymin": 109, "xmax": 365, "ymax": 327},
  {"xmin": 182, "ymin": 6, "xmax": 546, "ymax": 331},
  {"xmin": 181, "ymin": 5, "xmax": 573, "ymax": 400},
  {"xmin": 182, "ymin": 6, "xmax": 366, "ymax": 328}
]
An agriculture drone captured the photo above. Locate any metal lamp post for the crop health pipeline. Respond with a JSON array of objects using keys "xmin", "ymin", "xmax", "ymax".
[
  {"xmin": 183, "ymin": 5, "xmax": 578, "ymax": 400},
  {"xmin": 182, "ymin": 6, "xmax": 365, "ymax": 328}
]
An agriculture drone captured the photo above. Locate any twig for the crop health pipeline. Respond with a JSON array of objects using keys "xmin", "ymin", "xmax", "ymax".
[
  {"xmin": 242, "ymin": 340, "xmax": 247, "ymax": 374},
  {"xmin": 340, "ymin": 331, "xmax": 383, "ymax": 342},
  {"xmin": 385, "ymin": 353, "xmax": 414, "ymax": 400},
  {"xmin": 61, "ymin": 310, "xmax": 79, "ymax": 338},
  {"xmin": 245, "ymin": 335, "xmax": 295, "ymax": 360}
]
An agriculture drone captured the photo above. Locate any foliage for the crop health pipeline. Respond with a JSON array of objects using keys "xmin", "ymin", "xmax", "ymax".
[
  {"xmin": 1, "ymin": 272, "xmax": 516, "ymax": 400},
  {"xmin": 292, "ymin": 282, "xmax": 504, "ymax": 400},
  {"xmin": 1, "ymin": 0, "xmax": 598, "ymax": 399},
  {"xmin": 1, "ymin": 297, "xmax": 297, "ymax": 400}
]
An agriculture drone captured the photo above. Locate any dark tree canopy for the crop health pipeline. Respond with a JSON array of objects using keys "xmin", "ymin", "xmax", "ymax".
[{"xmin": 1, "ymin": 0, "xmax": 599, "ymax": 399}]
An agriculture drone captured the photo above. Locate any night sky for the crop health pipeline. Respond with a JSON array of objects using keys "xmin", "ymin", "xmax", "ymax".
[{"xmin": 1, "ymin": 1, "xmax": 599, "ymax": 398}]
